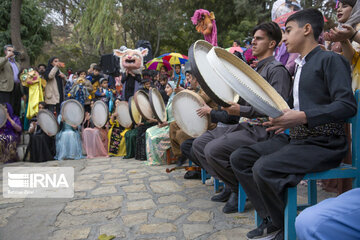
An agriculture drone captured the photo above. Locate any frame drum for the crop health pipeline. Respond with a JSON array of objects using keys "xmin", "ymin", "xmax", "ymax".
[
  {"xmin": 37, "ymin": 109, "xmax": 59, "ymax": 136},
  {"xmin": 134, "ymin": 90, "xmax": 154, "ymax": 120},
  {"xmin": 128, "ymin": 96, "xmax": 142, "ymax": 125},
  {"xmin": 0, "ymin": 104, "xmax": 7, "ymax": 128},
  {"xmin": 61, "ymin": 99, "xmax": 85, "ymax": 126},
  {"xmin": 91, "ymin": 101, "xmax": 108, "ymax": 128},
  {"xmin": 115, "ymin": 101, "xmax": 133, "ymax": 128},
  {"xmin": 149, "ymin": 88, "xmax": 166, "ymax": 123},
  {"xmin": 172, "ymin": 90, "xmax": 209, "ymax": 138},
  {"xmin": 188, "ymin": 40, "xmax": 239, "ymax": 107},
  {"xmin": 206, "ymin": 47, "xmax": 289, "ymax": 118}
]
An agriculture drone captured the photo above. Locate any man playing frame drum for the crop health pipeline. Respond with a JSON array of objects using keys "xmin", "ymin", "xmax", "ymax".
[
  {"xmin": 191, "ymin": 22, "xmax": 292, "ymax": 213},
  {"xmin": 169, "ymin": 66, "xmax": 217, "ymax": 166},
  {"xmin": 231, "ymin": 9, "xmax": 356, "ymax": 240}
]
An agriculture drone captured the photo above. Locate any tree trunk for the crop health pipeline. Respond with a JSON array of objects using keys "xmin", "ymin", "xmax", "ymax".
[{"xmin": 10, "ymin": 0, "xmax": 30, "ymax": 68}]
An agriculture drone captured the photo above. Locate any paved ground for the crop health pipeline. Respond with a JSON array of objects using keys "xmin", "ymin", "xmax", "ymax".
[{"xmin": 0, "ymin": 157, "xmax": 336, "ymax": 240}]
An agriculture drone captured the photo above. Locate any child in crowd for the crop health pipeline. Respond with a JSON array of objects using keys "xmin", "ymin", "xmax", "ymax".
[
  {"xmin": 88, "ymin": 65, "xmax": 104, "ymax": 97},
  {"xmin": 172, "ymin": 64, "xmax": 185, "ymax": 87},
  {"xmin": 158, "ymin": 74, "xmax": 169, "ymax": 104},
  {"xmin": 95, "ymin": 78, "xmax": 115, "ymax": 112},
  {"xmin": 68, "ymin": 70, "xmax": 92, "ymax": 107}
]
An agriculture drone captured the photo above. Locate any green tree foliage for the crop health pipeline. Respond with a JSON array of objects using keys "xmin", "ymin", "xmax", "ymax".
[{"xmin": 0, "ymin": 0, "xmax": 51, "ymax": 63}]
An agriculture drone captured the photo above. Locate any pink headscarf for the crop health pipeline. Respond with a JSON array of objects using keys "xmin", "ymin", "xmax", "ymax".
[{"xmin": 191, "ymin": 9, "xmax": 218, "ymax": 46}]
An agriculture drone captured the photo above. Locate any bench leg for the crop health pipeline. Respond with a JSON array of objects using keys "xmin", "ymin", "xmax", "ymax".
[
  {"xmin": 201, "ymin": 169, "xmax": 207, "ymax": 184},
  {"xmin": 308, "ymin": 180, "xmax": 317, "ymax": 206},
  {"xmin": 285, "ymin": 187, "xmax": 297, "ymax": 240},
  {"xmin": 238, "ymin": 183, "xmax": 247, "ymax": 213},
  {"xmin": 255, "ymin": 210, "xmax": 262, "ymax": 226}
]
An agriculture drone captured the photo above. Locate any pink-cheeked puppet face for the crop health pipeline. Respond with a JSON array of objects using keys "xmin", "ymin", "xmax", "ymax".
[{"xmin": 114, "ymin": 47, "xmax": 148, "ymax": 74}]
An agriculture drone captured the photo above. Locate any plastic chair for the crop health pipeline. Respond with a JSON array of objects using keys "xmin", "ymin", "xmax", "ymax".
[
  {"xmin": 254, "ymin": 90, "xmax": 360, "ymax": 240},
  {"xmin": 201, "ymin": 168, "xmax": 224, "ymax": 192},
  {"xmin": 238, "ymin": 183, "xmax": 247, "ymax": 212}
]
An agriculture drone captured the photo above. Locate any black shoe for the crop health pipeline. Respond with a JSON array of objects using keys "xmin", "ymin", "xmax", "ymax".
[
  {"xmin": 211, "ymin": 186, "xmax": 232, "ymax": 202},
  {"xmin": 184, "ymin": 170, "xmax": 201, "ymax": 179},
  {"xmin": 246, "ymin": 217, "xmax": 281, "ymax": 240},
  {"xmin": 273, "ymin": 230, "xmax": 284, "ymax": 240},
  {"xmin": 176, "ymin": 155, "xmax": 187, "ymax": 166},
  {"xmin": 222, "ymin": 192, "xmax": 238, "ymax": 214}
]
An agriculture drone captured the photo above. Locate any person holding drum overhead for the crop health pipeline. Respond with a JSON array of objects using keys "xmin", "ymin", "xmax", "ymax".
[
  {"xmin": 191, "ymin": 22, "xmax": 292, "ymax": 214},
  {"xmin": 26, "ymin": 102, "xmax": 55, "ymax": 162},
  {"xmin": 0, "ymin": 103, "xmax": 22, "ymax": 163},
  {"xmin": 44, "ymin": 57, "xmax": 67, "ymax": 115},
  {"xmin": 54, "ymin": 103, "xmax": 83, "ymax": 160},
  {"xmin": 145, "ymin": 81, "xmax": 176, "ymax": 165},
  {"xmin": 169, "ymin": 66, "xmax": 217, "ymax": 166},
  {"xmin": 231, "ymin": 10, "xmax": 356, "ymax": 240}
]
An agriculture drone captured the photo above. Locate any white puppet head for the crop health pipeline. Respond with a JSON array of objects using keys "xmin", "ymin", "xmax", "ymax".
[{"xmin": 114, "ymin": 46, "xmax": 148, "ymax": 74}]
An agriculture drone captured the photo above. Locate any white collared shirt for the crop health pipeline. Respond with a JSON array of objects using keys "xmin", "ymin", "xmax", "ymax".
[{"xmin": 293, "ymin": 55, "xmax": 306, "ymax": 110}]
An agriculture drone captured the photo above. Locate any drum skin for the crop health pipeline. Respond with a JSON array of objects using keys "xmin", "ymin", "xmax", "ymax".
[
  {"xmin": 91, "ymin": 101, "xmax": 108, "ymax": 128},
  {"xmin": 149, "ymin": 88, "xmax": 166, "ymax": 123},
  {"xmin": 37, "ymin": 109, "xmax": 59, "ymax": 136},
  {"xmin": 61, "ymin": 99, "xmax": 85, "ymax": 126},
  {"xmin": 116, "ymin": 101, "xmax": 133, "ymax": 128},
  {"xmin": 188, "ymin": 40, "xmax": 239, "ymax": 107},
  {"xmin": 129, "ymin": 96, "xmax": 142, "ymax": 125},
  {"xmin": 172, "ymin": 90, "xmax": 209, "ymax": 138},
  {"xmin": 0, "ymin": 104, "xmax": 6, "ymax": 128},
  {"xmin": 134, "ymin": 90, "xmax": 154, "ymax": 120},
  {"xmin": 206, "ymin": 47, "xmax": 289, "ymax": 118}
]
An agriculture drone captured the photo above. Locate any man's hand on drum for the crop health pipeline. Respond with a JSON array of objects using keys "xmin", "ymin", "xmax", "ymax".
[
  {"xmin": 197, "ymin": 104, "xmax": 211, "ymax": 117},
  {"xmin": 263, "ymin": 109, "xmax": 307, "ymax": 134},
  {"xmin": 221, "ymin": 102, "xmax": 240, "ymax": 116}
]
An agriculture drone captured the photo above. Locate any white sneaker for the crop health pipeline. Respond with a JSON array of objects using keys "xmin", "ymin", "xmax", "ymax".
[{"xmin": 205, "ymin": 177, "xmax": 214, "ymax": 186}]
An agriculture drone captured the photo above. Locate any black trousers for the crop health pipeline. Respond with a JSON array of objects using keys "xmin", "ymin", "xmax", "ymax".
[
  {"xmin": 230, "ymin": 134, "xmax": 348, "ymax": 228},
  {"xmin": 180, "ymin": 138, "xmax": 195, "ymax": 163},
  {"xmin": 192, "ymin": 123, "xmax": 271, "ymax": 192}
]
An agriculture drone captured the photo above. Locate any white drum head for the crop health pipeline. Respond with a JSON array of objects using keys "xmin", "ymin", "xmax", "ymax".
[
  {"xmin": 37, "ymin": 110, "xmax": 59, "ymax": 136},
  {"xmin": 91, "ymin": 101, "xmax": 108, "ymax": 128},
  {"xmin": 116, "ymin": 101, "xmax": 132, "ymax": 128},
  {"xmin": 149, "ymin": 88, "xmax": 166, "ymax": 123},
  {"xmin": 0, "ymin": 104, "xmax": 6, "ymax": 128},
  {"xmin": 172, "ymin": 90, "xmax": 209, "ymax": 138},
  {"xmin": 61, "ymin": 99, "xmax": 84, "ymax": 126},
  {"xmin": 134, "ymin": 90, "xmax": 154, "ymax": 120},
  {"xmin": 129, "ymin": 96, "xmax": 142, "ymax": 124},
  {"xmin": 206, "ymin": 47, "xmax": 289, "ymax": 118},
  {"xmin": 189, "ymin": 40, "xmax": 239, "ymax": 107}
]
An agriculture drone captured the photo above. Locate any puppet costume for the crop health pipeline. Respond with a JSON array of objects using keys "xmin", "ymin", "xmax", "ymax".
[
  {"xmin": 113, "ymin": 46, "xmax": 148, "ymax": 101},
  {"xmin": 191, "ymin": 9, "xmax": 218, "ymax": 46},
  {"xmin": 68, "ymin": 76, "xmax": 91, "ymax": 106},
  {"xmin": 20, "ymin": 69, "xmax": 46, "ymax": 119}
]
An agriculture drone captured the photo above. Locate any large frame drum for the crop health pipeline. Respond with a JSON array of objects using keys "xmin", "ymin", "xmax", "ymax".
[
  {"xmin": 116, "ymin": 101, "xmax": 133, "ymax": 128},
  {"xmin": 134, "ymin": 90, "xmax": 154, "ymax": 120},
  {"xmin": 91, "ymin": 101, "xmax": 108, "ymax": 128},
  {"xmin": 61, "ymin": 99, "xmax": 85, "ymax": 126},
  {"xmin": 37, "ymin": 109, "xmax": 59, "ymax": 136},
  {"xmin": 149, "ymin": 88, "xmax": 166, "ymax": 123}
]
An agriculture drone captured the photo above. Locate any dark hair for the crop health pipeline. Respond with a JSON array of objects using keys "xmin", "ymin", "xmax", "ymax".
[
  {"xmin": 174, "ymin": 64, "xmax": 181, "ymax": 69},
  {"xmin": 93, "ymin": 65, "xmax": 101, "ymax": 71},
  {"xmin": 252, "ymin": 22, "xmax": 283, "ymax": 47},
  {"xmin": 39, "ymin": 102, "xmax": 47, "ymax": 109},
  {"xmin": 160, "ymin": 74, "xmax": 168, "ymax": 81},
  {"xmin": 339, "ymin": 0, "xmax": 357, "ymax": 8},
  {"xmin": 77, "ymin": 70, "xmax": 87, "ymax": 76},
  {"xmin": 234, "ymin": 40, "xmax": 241, "ymax": 46},
  {"xmin": 37, "ymin": 64, "xmax": 46, "ymax": 69},
  {"xmin": 285, "ymin": 8, "xmax": 324, "ymax": 41}
]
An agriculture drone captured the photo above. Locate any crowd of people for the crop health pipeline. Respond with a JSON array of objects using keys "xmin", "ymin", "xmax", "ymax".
[{"xmin": 1, "ymin": 1, "xmax": 360, "ymax": 240}]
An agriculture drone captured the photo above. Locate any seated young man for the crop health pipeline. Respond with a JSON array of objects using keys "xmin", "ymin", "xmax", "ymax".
[
  {"xmin": 191, "ymin": 22, "xmax": 292, "ymax": 213},
  {"xmin": 230, "ymin": 9, "xmax": 357, "ymax": 240}
]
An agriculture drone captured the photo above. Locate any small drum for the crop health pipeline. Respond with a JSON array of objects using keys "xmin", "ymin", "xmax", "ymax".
[
  {"xmin": 188, "ymin": 40, "xmax": 239, "ymax": 107},
  {"xmin": 0, "ymin": 104, "xmax": 7, "ymax": 128},
  {"xmin": 149, "ymin": 88, "xmax": 166, "ymax": 123},
  {"xmin": 115, "ymin": 101, "xmax": 133, "ymax": 128},
  {"xmin": 134, "ymin": 90, "xmax": 154, "ymax": 120},
  {"xmin": 61, "ymin": 99, "xmax": 84, "ymax": 126},
  {"xmin": 91, "ymin": 101, "xmax": 108, "ymax": 128},
  {"xmin": 128, "ymin": 96, "xmax": 142, "ymax": 125},
  {"xmin": 206, "ymin": 47, "xmax": 289, "ymax": 118},
  {"xmin": 172, "ymin": 90, "xmax": 209, "ymax": 138},
  {"xmin": 37, "ymin": 109, "xmax": 59, "ymax": 136}
]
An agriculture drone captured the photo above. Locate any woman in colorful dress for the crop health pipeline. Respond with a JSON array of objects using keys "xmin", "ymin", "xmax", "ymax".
[
  {"xmin": 145, "ymin": 81, "xmax": 176, "ymax": 165},
  {"xmin": 0, "ymin": 103, "xmax": 22, "ymax": 163}
]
